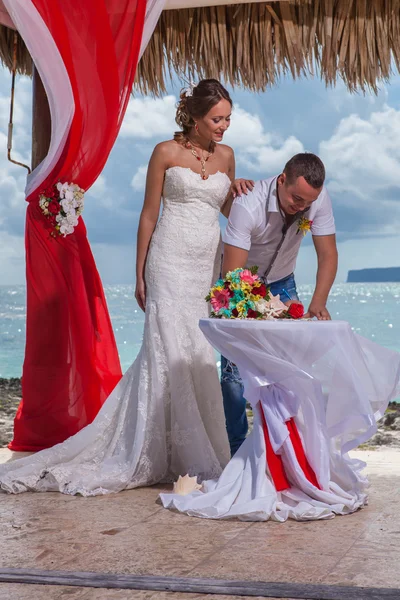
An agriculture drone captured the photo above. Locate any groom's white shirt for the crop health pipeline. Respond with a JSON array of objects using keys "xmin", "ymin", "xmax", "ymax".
[{"xmin": 223, "ymin": 176, "xmax": 335, "ymax": 284}]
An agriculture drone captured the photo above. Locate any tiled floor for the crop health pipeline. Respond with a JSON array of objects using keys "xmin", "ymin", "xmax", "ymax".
[{"xmin": 0, "ymin": 448, "xmax": 399, "ymax": 599}]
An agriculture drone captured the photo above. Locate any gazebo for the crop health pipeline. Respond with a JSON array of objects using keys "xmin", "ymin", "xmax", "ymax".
[{"xmin": 0, "ymin": 0, "xmax": 399, "ymax": 451}]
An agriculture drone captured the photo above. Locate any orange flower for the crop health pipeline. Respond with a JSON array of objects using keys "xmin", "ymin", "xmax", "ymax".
[{"xmin": 297, "ymin": 216, "xmax": 313, "ymax": 236}]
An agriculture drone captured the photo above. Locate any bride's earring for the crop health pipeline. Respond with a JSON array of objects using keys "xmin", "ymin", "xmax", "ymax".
[{"xmin": 195, "ymin": 122, "xmax": 199, "ymax": 135}]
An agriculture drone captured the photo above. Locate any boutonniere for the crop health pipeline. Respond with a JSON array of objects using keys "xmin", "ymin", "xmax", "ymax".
[{"xmin": 296, "ymin": 215, "xmax": 313, "ymax": 236}]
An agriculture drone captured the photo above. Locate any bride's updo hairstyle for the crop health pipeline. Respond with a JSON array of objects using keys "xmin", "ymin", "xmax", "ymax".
[{"xmin": 174, "ymin": 79, "xmax": 232, "ymax": 143}]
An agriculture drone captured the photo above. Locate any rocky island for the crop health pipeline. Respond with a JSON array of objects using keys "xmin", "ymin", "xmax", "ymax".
[{"xmin": 347, "ymin": 267, "xmax": 400, "ymax": 283}]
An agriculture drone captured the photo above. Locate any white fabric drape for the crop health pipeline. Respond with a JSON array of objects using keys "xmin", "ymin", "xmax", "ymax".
[
  {"xmin": 199, "ymin": 320, "xmax": 398, "ymax": 451},
  {"xmin": 3, "ymin": 0, "xmax": 165, "ymax": 196},
  {"xmin": 140, "ymin": 0, "xmax": 166, "ymax": 57},
  {"xmin": 160, "ymin": 319, "xmax": 400, "ymax": 521}
]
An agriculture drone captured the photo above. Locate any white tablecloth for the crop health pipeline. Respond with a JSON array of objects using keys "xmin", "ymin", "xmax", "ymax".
[{"xmin": 160, "ymin": 319, "xmax": 400, "ymax": 521}]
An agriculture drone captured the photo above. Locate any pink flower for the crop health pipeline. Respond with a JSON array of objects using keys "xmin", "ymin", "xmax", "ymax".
[
  {"xmin": 239, "ymin": 269, "xmax": 258, "ymax": 284},
  {"xmin": 211, "ymin": 288, "xmax": 231, "ymax": 312}
]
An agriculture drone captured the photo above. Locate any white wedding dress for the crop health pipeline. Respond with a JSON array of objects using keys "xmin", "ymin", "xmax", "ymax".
[{"xmin": 0, "ymin": 166, "xmax": 231, "ymax": 495}]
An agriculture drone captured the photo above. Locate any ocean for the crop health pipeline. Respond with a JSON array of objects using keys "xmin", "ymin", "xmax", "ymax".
[{"xmin": 0, "ymin": 283, "xmax": 399, "ymax": 381}]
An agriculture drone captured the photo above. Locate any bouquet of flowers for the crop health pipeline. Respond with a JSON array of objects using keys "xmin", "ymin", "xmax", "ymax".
[
  {"xmin": 39, "ymin": 182, "xmax": 84, "ymax": 237},
  {"xmin": 206, "ymin": 267, "xmax": 283, "ymax": 320},
  {"xmin": 206, "ymin": 267, "xmax": 305, "ymax": 320}
]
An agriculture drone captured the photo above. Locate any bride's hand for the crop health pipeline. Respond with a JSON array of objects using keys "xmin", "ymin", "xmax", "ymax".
[
  {"xmin": 231, "ymin": 178, "xmax": 255, "ymax": 198},
  {"xmin": 135, "ymin": 278, "xmax": 146, "ymax": 312}
]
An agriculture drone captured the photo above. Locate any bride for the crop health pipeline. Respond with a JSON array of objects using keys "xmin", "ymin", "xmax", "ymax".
[{"xmin": 0, "ymin": 79, "xmax": 253, "ymax": 495}]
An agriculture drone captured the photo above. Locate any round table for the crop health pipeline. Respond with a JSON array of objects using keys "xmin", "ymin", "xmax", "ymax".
[{"xmin": 160, "ymin": 319, "xmax": 400, "ymax": 521}]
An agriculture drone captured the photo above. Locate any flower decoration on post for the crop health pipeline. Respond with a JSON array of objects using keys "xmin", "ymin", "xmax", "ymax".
[
  {"xmin": 296, "ymin": 215, "xmax": 313, "ymax": 236},
  {"xmin": 39, "ymin": 182, "xmax": 84, "ymax": 237}
]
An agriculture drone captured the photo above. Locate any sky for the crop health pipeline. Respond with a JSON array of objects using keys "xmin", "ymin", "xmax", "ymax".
[{"xmin": 1, "ymin": 65, "xmax": 400, "ymax": 286}]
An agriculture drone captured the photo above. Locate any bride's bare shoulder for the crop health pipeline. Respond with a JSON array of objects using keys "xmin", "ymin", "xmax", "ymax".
[
  {"xmin": 153, "ymin": 139, "xmax": 183, "ymax": 158},
  {"xmin": 217, "ymin": 143, "xmax": 234, "ymax": 158}
]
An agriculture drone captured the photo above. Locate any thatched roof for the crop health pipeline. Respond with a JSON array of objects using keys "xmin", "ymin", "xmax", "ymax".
[
  {"xmin": 1, "ymin": 1, "xmax": 400, "ymax": 94},
  {"xmin": 0, "ymin": 21, "xmax": 32, "ymax": 76}
]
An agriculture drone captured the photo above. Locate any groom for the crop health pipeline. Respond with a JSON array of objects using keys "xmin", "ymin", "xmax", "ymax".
[{"xmin": 221, "ymin": 152, "xmax": 338, "ymax": 456}]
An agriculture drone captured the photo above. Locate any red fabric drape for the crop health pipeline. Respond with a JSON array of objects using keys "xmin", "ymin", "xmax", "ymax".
[
  {"xmin": 260, "ymin": 407, "xmax": 321, "ymax": 492},
  {"xmin": 9, "ymin": 0, "xmax": 146, "ymax": 451},
  {"xmin": 260, "ymin": 406, "xmax": 289, "ymax": 492},
  {"xmin": 286, "ymin": 418, "xmax": 320, "ymax": 490}
]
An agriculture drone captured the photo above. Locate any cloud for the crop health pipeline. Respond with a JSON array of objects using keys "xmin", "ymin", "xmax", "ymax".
[
  {"xmin": 224, "ymin": 105, "xmax": 269, "ymax": 147},
  {"xmin": 0, "ymin": 74, "xmax": 32, "ymax": 239},
  {"xmin": 89, "ymin": 174, "xmax": 107, "ymax": 198},
  {"xmin": 1, "ymin": 68, "xmax": 400, "ymax": 286},
  {"xmin": 297, "ymin": 233, "xmax": 400, "ymax": 284},
  {"xmin": 238, "ymin": 135, "xmax": 304, "ymax": 174},
  {"xmin": 222, "ymin": 104, "xmax": 305, "ymax": 174},
  {"xmin": 120, "ymin": 95, "xmax": 176, "ymax": 139},
  {"xmin": 86, "ymin": 174, "xmax": 119, "ymax": 211},
  {"xmin": 90, "ymin": 242, "xmax": 136, "ymax": 284},
  {"xmin": 120, "ymin": 96, "xmax": 305, "ymax": 177},
  {"xmin": 0, "ymin": 74, "xmax": 32, "ymax": 158},
  {"xmin": 324, "ymin": 80, "xmax": 388, "ymax": 114},
  {"xmin": 131, "ymin": 165, "xmax": 147, "ymax": 191},
  {"xmin": 319, "ymin": 106, "xmax": 400, "ymax": 235},
  {"xmin": 0, "ymin": 230, "xmax": 25, "ymax": 284},
  {"xmin": 320, "ymin": 106, "xmax": 400, "ymax": 197}
]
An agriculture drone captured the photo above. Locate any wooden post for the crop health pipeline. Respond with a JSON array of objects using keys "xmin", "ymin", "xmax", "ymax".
[{"xmin": 31, "ymin": 65, "xmax": 51, "ymax": 170}]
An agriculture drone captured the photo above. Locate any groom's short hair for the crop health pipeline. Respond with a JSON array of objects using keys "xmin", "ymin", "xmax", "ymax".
[{"xmin": 283, "ymin": 153, "xmax": 325, "ymax": 189}]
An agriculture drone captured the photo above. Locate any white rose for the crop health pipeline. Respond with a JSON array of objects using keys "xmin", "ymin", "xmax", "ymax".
[
  {"xmin": 66, "ymin": 208, "xmax": 76, "ymax": 219},
  {"xmin": 66, "ymin": 213, "xmax": 78, "ymax": 226},
  {"xmin": 57, "ymin": 182, "xmax": 70, "ymax": 199},
  {"xmin": 60, "ymin": 223, "xmax": 74, "ymax": 236},
  {"xmin": 254, "ymin": 299, "xmax": 268, "ymax": 314},
  {"xmin": 60, "ymin": 199, "xmax": 71, "ymax": 211}
]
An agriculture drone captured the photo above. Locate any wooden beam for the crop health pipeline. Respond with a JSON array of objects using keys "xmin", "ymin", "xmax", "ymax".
[
  {"xmin": 0, "ymin": 568, "xmax": 398, "ymax": 599},
  {"xmin": 165, "ymin": 0, "xmax": 290, "ymax": 8},
  {"xmin": 31, "ymin": 65, "xmax": 51, "ymax": 171}
]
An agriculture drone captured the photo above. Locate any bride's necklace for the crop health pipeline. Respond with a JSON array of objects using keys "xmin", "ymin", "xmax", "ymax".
[{"xmin": 185, "ymin": 138, "xmax": 214, "ymax": 180}]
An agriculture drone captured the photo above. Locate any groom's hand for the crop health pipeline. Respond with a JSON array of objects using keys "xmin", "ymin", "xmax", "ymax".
[{"xmin": 304, "ymin": 301, "xmax": 331, "ymax": 320}]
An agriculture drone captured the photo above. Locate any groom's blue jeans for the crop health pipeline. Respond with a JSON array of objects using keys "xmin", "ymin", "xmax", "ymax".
[{"xmin": 221, "ymin": 273, "xmax": 300, "ymax": 457}]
